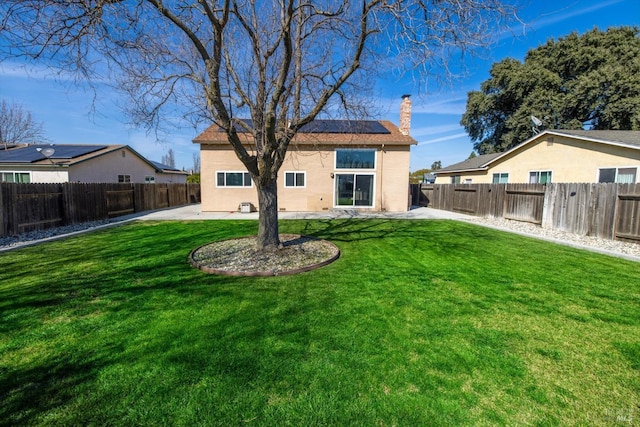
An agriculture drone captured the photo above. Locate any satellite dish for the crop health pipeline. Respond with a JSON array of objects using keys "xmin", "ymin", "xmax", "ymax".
[
  {"xmin": 36, "ymin": 146, "xmax": 56, "ymax": 158},
  {"xmin": 531, "ymin": 115, "xmax": 543, "ymax": 134}
]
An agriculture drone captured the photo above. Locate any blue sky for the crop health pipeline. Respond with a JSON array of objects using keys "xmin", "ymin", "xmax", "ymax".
[{"xmin": 1, "ymin": 0, "xmax": 638, "ymax": 172}]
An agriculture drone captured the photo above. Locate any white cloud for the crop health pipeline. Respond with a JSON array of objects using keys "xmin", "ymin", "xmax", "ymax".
[{"xmin": 417, "ymin": 132, "xmax": 468, "ymax": 146}]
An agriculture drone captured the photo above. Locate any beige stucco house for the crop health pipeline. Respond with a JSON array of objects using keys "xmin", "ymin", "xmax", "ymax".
[
  {"xmin": 435, "ymin": 130, "xmax": 640, "ymax": 184},
  {"xmin": 194, "ymin": 100, "xmax": 417, "ymax": 212},
  {"xmin": 0, "ymin": 144, "xmax": 188, "ymax": 184}
]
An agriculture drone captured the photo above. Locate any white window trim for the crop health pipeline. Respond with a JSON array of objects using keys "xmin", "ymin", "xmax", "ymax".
[
  {"xmin": 118, "ymin": 174, "xmax": 131, "ymax": 183},
  {"xmin": 284, "ymin": 171, "xmax": 306, "ymax": 188},
  {"xmin": 492, "ymin": 172, "xmax": 509, "ymax": 184},
  {"xmin": 0, "ymin": 171, "xmax": 31, "ymax": 183},
  {"xmin": 145, "ymin": 175, "xmax": 156, "ymax": 183},
  {"xmin": 529, "ymin": 170, "xmax": 553, "ymax": 184},
  {"xmin": 334, "ymin": 148, "xmax": 377, "ymax": 170},
  {"xmin": 333, "ymin": 172, "xmax": 376, "ymax": 209},
  {"xmin": 597, "ymin": 166, "xmax": 639, "ymax": 183},
  {"xmin": 216, "ymin": 170, "xmax": 253, "ymax": 188}
]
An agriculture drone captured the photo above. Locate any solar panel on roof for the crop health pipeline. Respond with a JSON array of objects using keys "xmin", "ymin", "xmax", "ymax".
[
  {"xmin": 220, "ymin": 119, "xmax": 390, "ymax": 134},
  {"xmin": 0, "ymin": 145, "xmax": 108, "ymax": 163},
  {"xmin": 300, "ymin": 120, "xmax": 390, "ymax": 134},
  {"xmin": 48, "ymin": 145, "xmax": 107, "ymax": 159}
]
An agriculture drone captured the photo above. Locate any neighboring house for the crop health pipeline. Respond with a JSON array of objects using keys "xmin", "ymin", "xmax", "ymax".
[
  {"xmin": 194, "ymin": 97, "xmax": 417, "ymax": 212},
  {"xmin": 435, "ymin": 130, "xmax": 640, "ymax": 184},
  {"xmin": 0, "ymin": 144, "xmax": 188, "ymax": 184}
]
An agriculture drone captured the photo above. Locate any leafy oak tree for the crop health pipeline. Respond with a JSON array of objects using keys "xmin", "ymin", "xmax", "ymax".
[
  {"xmin": 1, "ymin": 0, "xmax": 516, "ymax": 250},
  {"xmin": 461, "ymin": 27, "xmax": 640, "ymax": 154}
]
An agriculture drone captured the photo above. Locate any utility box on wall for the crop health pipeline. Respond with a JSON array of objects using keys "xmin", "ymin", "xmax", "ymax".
[{"xmin": 240, "ymin": 202, "xmax": 252, "ymax": 213}]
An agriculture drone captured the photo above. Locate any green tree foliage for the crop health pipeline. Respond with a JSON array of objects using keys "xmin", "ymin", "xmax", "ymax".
[
  {"xmin": 187, "ymin": 173, "xmax": 201, "ymax": 184},
  {"xmin": 461, "ymin": 27, "xmax": 640, "ymax": 154},
  {"xmin": 409, "ymin": 168, "xmax": 431, "ymax": 184}
]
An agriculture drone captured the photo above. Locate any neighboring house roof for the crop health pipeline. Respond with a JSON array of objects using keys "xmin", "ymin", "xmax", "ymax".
[
  {"xmin": 0, "ymin": 144, "xmax": 187, "ymax": 175},
  {"xmin": 0, "ymin": 144, "xmax": 109, "ymax": 164},
  {"xmin": 149, "ymin": 160, "xmax": 187, "ymax": 175},
  {"xmin": 193, "ymin": 119, "xmax": 417, "ymax": 146},
  {"xmin": 437, "ymin": 129, "xmax": 640, "ymax": 174},
  {"xmin": 436, "ymin": 153, "xmax": 503, "ymax": 173}
]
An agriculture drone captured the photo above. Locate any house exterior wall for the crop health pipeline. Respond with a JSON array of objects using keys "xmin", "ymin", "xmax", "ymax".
[
  {"xmin": 0, "ymin": 167, "xmax": 70, "ymax": 183},
  {"xmin": 436, "ymin": 135, "xmax": 640, "ymax": 184},
  {"xmin": 434, "ymin": 170, "xmax": 490, "ymax": 184},
  {"xmin": 200, "ymin": 143, "xmax": 411, "ymax": 212},
  {"xmin": 69, "ymin": 148, "xmax": 158, "ymax": 183},
  {"xmin": 155, "ymin": 172, "xmax": 188, "ymax": 184}
]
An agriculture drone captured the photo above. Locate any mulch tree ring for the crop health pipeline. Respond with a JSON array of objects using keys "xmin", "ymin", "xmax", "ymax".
[{"xmin": 189, "ymin": 234, "xmax": 340, "ymax": 276}]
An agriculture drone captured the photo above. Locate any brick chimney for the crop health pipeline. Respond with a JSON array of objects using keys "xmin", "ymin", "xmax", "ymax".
[{"xmin": 399, "ymin": 94, "xmax": 412, "ymax": 136}]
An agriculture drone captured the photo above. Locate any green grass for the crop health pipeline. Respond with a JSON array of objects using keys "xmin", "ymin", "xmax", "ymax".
[{"xmin": 1, "ymin": 219, "xmax": 638, "ymax": 426}]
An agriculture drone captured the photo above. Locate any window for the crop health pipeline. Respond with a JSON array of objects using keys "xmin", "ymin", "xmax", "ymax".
[
  {"xmin": 492, "ymin": 173, "xmax": 509, "ymax": 184},
  {"xmin": 118, "ymin": 174, "xmax": 131, "ymax": 183},
  {"xmin": 598, "ymin": 167, "xmax": 637, "ymax": 183},
  {"xmin": 529, "ymin": 171, "xmax": 552, "ymax": 184},
  {"xmin": 1, "ymin": 172, "xmax": 30, "ymax": 183},
  {"xmin": 284, "ymin": 171, "xmax": 305, "ymax": 188},
  {"xmin": 216, "ymin": 171, "xmax": 252, "ymax": 187},
  {"xmin": 335, "ymin": 173, "xmax": 374, "ymax": 207},
  {"xmin": 450, "ymin": 175, "xmax": 461, "ymax": 184},
  {"xmin": 145, "ymin": 176, "xmax": 156, "ymax": 183},
  {"xmin": 335, "ymin": 149, "xmax": 376, "ymax": 169},
  {"xmin": 464, "ymin": 179, "xmax": 473, "ymax": 184}
]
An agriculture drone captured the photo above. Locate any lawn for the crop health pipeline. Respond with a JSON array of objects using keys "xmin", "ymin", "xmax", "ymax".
[{"xmin": 1, "ymin": 219, "xmax": 638, "ymax": 426}]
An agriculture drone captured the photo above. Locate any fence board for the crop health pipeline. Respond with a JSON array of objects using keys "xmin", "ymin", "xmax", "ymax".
[
  {"xmin": 615, "ymin": 183, "xmax": 640, "ymax": 242},
  {"xmin": 414, "ymin": 182, "xmax": 638, "ymax": 244},
  {"xmin": 504, "ymin": 184, "xmax": 545, "ymax": 224},
  {"xmin": 1, "ymin": 182, "xmax": 200, "ymax": 237}
]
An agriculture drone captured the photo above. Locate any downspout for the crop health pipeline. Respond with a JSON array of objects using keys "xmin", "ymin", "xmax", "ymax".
[{"xmin": 380, "ymin": 143, "xmax": 384, "ymax": 211}]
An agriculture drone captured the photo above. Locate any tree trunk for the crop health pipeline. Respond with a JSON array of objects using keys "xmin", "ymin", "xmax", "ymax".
[{"xmin": 256, "ymin": 178, "xmax": 280, "ymax": 250}]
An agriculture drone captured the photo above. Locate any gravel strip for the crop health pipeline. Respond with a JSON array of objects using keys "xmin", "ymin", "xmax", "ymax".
[
  {"xmin": 0, "ymin": 218, "xmax": 130, "ymax": 251},
  {"xmin": 464, "ymin": 216, "xmax": 640, "ymax": 260}
]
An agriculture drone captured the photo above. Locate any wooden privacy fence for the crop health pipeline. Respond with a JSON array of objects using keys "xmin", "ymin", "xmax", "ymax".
[
  {"xmin": 412, "ymin": 183, "xmax": 640, "ymax": 242},
  {"xmin": 0, "ymin": 182, "xmax": 201, "ymax": 237}
]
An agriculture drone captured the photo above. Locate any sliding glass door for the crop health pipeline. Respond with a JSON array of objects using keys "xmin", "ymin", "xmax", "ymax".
[{"xmin": 335, "ymin": 173, "xmax": 374, "ymax": 207}]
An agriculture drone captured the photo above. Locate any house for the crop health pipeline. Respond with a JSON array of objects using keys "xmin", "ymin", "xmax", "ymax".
[
  {"xmin": 435, "ymin": 130, "xmax": 640, "ymax": 184},
  {"xmin": 0, "ymin": 144, "xmax": 188, "ymax": 184},
  {"xmin": 194, "ymin": 97, "xmax": 417, "ymax": 212}
]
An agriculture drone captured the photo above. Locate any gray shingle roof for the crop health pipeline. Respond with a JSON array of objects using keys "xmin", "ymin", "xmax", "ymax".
[
  {"xmin": 550, "ymin": 129, "xmax": 640, "ymax": 147},
  {"xmin": 437, "ymin": 152, "xmax": 503, "ymax": 173},
  {"xmin": 437, "ymin": 130, "xmax": 640, "ymax": 173}
]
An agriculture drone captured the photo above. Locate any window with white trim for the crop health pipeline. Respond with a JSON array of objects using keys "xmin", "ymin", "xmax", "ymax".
[
  {"xmin": 284, "ymin": 171, "xmax": 305, "ymax": 188},
  {"xmin": 335, "ymin": 149, "xmax": 376, "ymax": 169},
  {"xmin": 529, "ymin": 171, "xmax": 552, "ymax": 184},
  {"xmin": 216, "ymin": 171, "xmax": 252, "ymax": 187},
  {"xmin": 145, "ymin": 176, "xmax": 156, "ymax": 183},
  {"xmin": 450, "ymin": 175, "xmax": 461, "ymax": 184},
  {"xmin": 598, "ymin": 167, "xmax": 637, "ymax": 184},
  {"xmin": 1, "ymin": 172, "xmax": 30, "ymax": 183},
  {"xmin": 492, "ymin": 173, "xmax": 509, "ymax": 184},
  {"xmin": 118, "ymin": 174, "xmax": 131, "ymax": 183}
]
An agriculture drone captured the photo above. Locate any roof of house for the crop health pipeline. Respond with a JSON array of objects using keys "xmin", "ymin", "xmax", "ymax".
[
  {"xmin": 436, "ymin": 153, "xmax": 503, "ymax": 173},
  {"xmin": 0, "ymin": 144, "xmax": 187, "ymax": 175},
  {"xmin": 193, "ymin": 119, "xmax": 417, "ymax": 146},
  {"xmin": 149, "ymin": 160, "xmax": 186, "ymax": 174},
  {"xmin": 437, "ymin": 129, "xmax": 640, "ymax": 174}
]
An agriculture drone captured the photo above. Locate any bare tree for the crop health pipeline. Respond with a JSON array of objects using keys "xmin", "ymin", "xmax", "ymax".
[
  {"xmin": 161, "ymin": 148, "xmax": 176, "ymax": 168},
  {"xmin": 0, "ymin": 99, "xmax": 47, "ymax": 148},
  {"xmin": 0, "ymin": 0, "xmax": 516, "ymax": 250},
  {"xmin": 192, "ymin": 152, "xmax": 201, "ymax": 174}
]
